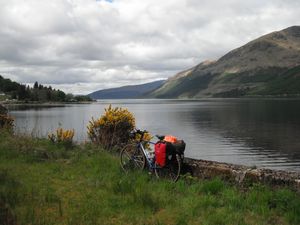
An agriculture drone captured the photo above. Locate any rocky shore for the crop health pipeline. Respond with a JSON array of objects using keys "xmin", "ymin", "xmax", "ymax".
[{"xmin": 184, "ymin": 158, "xmax": 300, "ymax": 191}]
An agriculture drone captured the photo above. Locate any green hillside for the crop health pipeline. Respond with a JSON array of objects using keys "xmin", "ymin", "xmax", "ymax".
[{"xmin": 151, "ymin": 26, "xmax": 300, "ymax": 98}]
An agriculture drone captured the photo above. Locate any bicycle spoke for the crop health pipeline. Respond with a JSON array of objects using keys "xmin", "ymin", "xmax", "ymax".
[
  {"xmin": 155, "ymin": 154, "xmax": 181, "ymax": 182},
  {"xmin": 120, "ymin": 144, "xmax": 145, "ymax": 172},
  {"xmin": 123, "ymin": 151, "xmax": 132, "ymax": 160}
]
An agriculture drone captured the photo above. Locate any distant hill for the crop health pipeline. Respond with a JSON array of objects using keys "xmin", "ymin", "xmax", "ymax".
[
  {"xmin": 150, "ymin": 26, "xmax": 300, "ymax": 98},
  {"xmin": 88, "ymin": 80, "xmax": 165, "ymax": 99}
]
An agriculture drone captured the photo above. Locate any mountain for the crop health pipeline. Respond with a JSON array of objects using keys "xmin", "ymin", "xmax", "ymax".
[
  {"xmin": 150, "ymin": 26, "xmax": 300, "ymax": 98},
  {"xmin": 88, "ymin": 80, "xmax": 165, "ymax": 99}
]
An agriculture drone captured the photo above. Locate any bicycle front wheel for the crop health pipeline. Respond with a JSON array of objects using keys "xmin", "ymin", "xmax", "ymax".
[
  {"xmin": 120, "ymin": 143, "xmax": 146, "ymax": 173},
  {"xmin": 154, "ymin": 154, "xmax": 181, "ymax": 182}
]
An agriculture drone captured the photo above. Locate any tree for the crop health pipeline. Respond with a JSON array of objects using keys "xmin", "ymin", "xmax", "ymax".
[
  {"xmin": 34, "ymin": 81, "xmax": 39, "ymax": 89},
  {"xmin": 57, "ymin": 90, "xmax": 66, "ymax": 101},
  {"xmin": 17, "ymin": 85, "xmax": 28, "ymax": 100}
]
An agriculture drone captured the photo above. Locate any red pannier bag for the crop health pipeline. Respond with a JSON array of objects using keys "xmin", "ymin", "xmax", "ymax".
[{"xmin": 154, "ymin": 142, "xmax": 167, "ymax": 167}]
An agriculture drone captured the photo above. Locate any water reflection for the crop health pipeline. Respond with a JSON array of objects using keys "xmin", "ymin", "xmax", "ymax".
[
  {"xmin": 179, "ymin": 99, "xmax": 300, "ymax": 170},
  {"xmin": 7, "ymin": 99, "xmax": 300, "ymax": 171}
]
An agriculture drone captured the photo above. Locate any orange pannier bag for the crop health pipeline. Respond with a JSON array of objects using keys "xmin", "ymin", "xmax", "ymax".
[{"xmin": 164, "ymin": 135, "xmax": 177, "ymax": 143}]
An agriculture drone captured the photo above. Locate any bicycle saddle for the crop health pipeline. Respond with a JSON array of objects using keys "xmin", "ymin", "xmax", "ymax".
[{"xmin": 156, "ymin": 135, "xmax": 165, "ymax": 141}]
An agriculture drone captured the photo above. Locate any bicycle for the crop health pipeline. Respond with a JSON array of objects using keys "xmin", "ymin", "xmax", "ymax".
[{"xmin": 120, "ymin": 129, "xmax": 184, "ymax": 182}]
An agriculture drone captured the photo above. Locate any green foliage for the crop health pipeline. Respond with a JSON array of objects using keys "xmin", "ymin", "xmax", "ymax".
[
  {"xmin": 0, "ymin": 75, "xmax": 20, "ymax": 94},
  {"xmin": 87, "ymin": 105, "xmax": 135, "ymax": 149},
  {"xmin": 0, "ymin": 94, "xmax": 10, "ymax": 101},
  {"xmin": 156, "ymin": 65, "xmax": 300, "ymax": 98},
  {"xmin": 213, "ymin": 88, "xmax": 249, "ymax": 97},
  {"xmin": 73, "ymin": 95, "xmax": 93, "ymax": 102},
  {"xmin": 252, "ymin": 65, "xmax": 300, "ymax": 96},
  {"xmin": 214, "ymin": 66, "xmax": 300, "ymax": 97},
  {"xmin": 0, "ymin": 114, "xmax": 14, "ymax": 131},
  {"xmin": 155, "ymin": 74, "xmax": 215, "ymax": 98},
  {"xmin": 48, "ymin": 127, "xmax": 75, "ymax": 149},
  {"xmin": 1, "ymin": 132, "xmax": 300, "ymax": 225},
  {"xmin": 0, "ymin": 75, "xmax": 92, "ymax": 102},
  {"xmin": 200, "ymin": 178, "xmax": 225, "ymax": 194}
]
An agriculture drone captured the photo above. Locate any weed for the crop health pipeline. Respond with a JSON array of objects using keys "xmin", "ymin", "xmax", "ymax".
[
  {"xmin": 201, "ymin": 178, "xmax": 225, "ymax": 195},
  {"xmin": 1, "ymin": 133, "xmax": 300, "ymax": 224}
]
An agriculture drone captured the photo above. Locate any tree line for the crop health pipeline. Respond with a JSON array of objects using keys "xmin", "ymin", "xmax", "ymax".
[{"xmin": 0, "ymin": 75, "xmax": 92, "ymax": 102}]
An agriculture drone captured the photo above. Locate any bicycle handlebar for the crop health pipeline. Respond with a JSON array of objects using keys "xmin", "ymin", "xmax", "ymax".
[
  {"xmin": 129, "ymin": 129, "xmax": 148, "ymax": 142},
  {"xmin": 132, "ymin": 129, "xmax": 164, "ymax": 142},
  {"xmin": 135, "ymin": 129, "xmax": 148, "ymax": 135}
]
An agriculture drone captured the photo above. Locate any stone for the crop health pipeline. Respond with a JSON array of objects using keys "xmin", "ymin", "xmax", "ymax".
[{"xmin": 183, "ymin": 157, "xmax": 300, "ymax": 191}]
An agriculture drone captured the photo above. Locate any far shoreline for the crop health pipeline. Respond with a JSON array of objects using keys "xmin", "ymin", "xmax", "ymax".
[{"xmin": 1, "ymin": 100, "xmax": 94, "ymax": 106}]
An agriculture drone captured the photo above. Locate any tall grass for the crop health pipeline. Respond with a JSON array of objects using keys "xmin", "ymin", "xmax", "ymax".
[{"xmin": 1, "ymin": 131, "xmax": 300, "ymax": 225}]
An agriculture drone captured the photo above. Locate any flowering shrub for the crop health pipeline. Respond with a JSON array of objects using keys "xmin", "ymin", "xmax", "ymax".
[
  {"xmin": 87, "ymin": 105, "xmax": 135, "ymax": 149},
  {"xmin": 0, "ymin": 114, "xmax": 14, "ymax": 131},
  {"xmin": 135, "ymin": 131, "xmax": 152, "ymax": 149},
  {"xmin": 48, "ymin": 128, "xmax": 75, "ymax": 148},
  {"xmin": 135, "ymin": 132, "xmax": 152, "ymax": 142}
]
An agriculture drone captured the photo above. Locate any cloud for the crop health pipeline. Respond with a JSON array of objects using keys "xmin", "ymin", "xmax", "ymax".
[{"xmin": 0, "ymin": 0, "xmax": 299, "ymax": 94}]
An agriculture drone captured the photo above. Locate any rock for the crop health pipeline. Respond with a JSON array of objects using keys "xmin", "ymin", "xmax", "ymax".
[{"xmin": 183, "ymin": 157, "xmax": 300, "ymax": 191}]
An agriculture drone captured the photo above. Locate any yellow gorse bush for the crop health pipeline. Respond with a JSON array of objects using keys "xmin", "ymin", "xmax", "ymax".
[
  {"xmin": 88, "ymin": 105, "xmax": 135, "ymax": 129},
  {"xmin": 48, "ymin": 128, "xmax": 75, "ymax": 146},
  {"xmin": 0, "ymin": 114, "xmax": 14, "ymax": 131},
  {"xmin": 135, "ymin": 132, "xmax": 152, "ymax": 142},
  {"xmin": 135, "ymin": 131, "xmax": 152, "ymax": 149},
  {"xmin": 87, "ymin": 105, "xmax": 135, "ymax": 149}
]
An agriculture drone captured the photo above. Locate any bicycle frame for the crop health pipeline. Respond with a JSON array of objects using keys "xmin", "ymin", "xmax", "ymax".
[
  {"xmin": 121, "ymin": 129, "xmax": 183, "ymax": 182},
  {"xmin": 132, "ymin": 129, "xmax": 182, "ymax": 172},
  {"xmin": 137, "ymin": 141, "xmax": 158, "ymax": 170}
]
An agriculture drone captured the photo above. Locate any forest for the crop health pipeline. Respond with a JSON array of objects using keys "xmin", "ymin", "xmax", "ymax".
[{"xmin": 0, "ymin": 75, "xmax": 91, "ymax": 102}]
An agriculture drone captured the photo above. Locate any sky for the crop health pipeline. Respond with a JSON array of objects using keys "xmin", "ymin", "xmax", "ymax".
[{"xmin": 0, "ymin": 0, "xmax": 299, "ymax": 94}]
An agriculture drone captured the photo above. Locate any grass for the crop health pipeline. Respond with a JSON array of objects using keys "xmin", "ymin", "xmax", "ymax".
[
  {"xmin": 155, "ymin": 74, "xmax": 216, "ymax": 98},
  {"xmin": 1, "ymin": 131, "xmax": 300, "ymax": 225},
  {"xmin": 253, "ymin": 65, "xmax": 300, "ymax": 96},
  {"xmin": 210, "ymin": 66, "xmax": 300, "ymax": 97}
]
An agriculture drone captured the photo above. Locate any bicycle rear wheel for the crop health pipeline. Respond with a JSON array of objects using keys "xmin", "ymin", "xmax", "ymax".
[
  {"xmin": 154, "ymin": 154, "xmax": 181, "ymax": 182},
  {"xmin": 120, "ymin": 143, "xmax": 146, "ymax": 172}
]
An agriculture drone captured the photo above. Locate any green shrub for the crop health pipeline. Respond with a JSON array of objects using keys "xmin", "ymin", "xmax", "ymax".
[
  {"xmin": 48, "ymin": 127, "xmax": 75, "ymax": 149},
  {"xmin": 0, "ymin": 114, "xmax": 14, "ymax": 131},
  {"xmin": 87, "ymin": 105, "xmax": 135, "ymax": 150}
]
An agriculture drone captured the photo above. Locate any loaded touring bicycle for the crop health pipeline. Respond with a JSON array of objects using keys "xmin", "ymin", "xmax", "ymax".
[{"xmin": 120, "ymin": 129, "xmax": 186, "ymax": 182}]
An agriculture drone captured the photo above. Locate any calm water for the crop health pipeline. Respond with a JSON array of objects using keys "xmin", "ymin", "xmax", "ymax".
[{"xmin": 7, "ymin": 99, "xmax": 300, "ymax": 172}]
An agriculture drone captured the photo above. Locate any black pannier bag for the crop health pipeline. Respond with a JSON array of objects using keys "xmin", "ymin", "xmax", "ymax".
[
  {"xmin": 155, "ymin": 136, "xmax": 186, "ymax": 167},
  {"xmin": 172, "ymin": 140, "xmax": 186, "ymax": 155},
  {"xmin": 164, "ymin": 140, "xmax": 186, "ymax": 164}
]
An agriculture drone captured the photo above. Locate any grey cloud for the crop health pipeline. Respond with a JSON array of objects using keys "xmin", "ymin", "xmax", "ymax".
[{"xmin": 0, "ymin": 0, "xmax": 299, "ymax": 94}]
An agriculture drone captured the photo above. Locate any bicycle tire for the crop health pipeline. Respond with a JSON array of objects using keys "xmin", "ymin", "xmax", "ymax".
[
  {"xmin": 120, "ymin": 143, "xmax": 146, "ymax": 173},
  {"xmin": 154, "ymin": 154, "xmax": 181, "ymax": 182}
]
